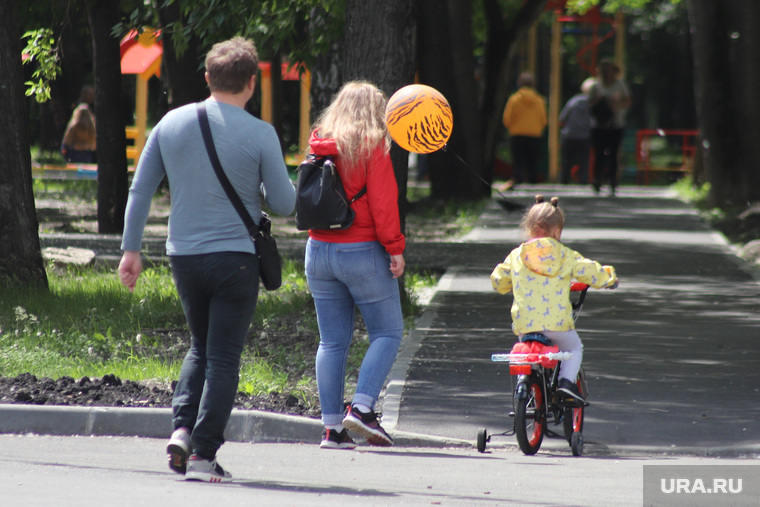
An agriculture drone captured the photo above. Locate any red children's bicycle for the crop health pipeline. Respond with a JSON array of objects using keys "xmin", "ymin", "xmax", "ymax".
[{"xmin": 477, "ymin": 282, "xmax": 591, "ymax": 457}]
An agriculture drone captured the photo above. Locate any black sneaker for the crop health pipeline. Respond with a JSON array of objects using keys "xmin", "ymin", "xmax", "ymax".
[
  {"xmin": 558, "ymin": 378, "xmax": 587, "ymax": 405},
  {"xmin": 320, "ymin": 428, "xmax": 357, "ymax": 450},
  {"xmin": 342, "ymin": 405, "xmax": 393, "ymax": 446}
]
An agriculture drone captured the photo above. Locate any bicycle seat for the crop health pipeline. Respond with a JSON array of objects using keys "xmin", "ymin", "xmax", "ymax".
[{"xmin": 520, "ymin": 333, "xmax": 552, "ymax": 346}]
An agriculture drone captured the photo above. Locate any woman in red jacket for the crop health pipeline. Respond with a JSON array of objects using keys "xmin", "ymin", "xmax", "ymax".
[{"xmin": 305, "ymin": 81, "xmax": 405, "ymax": 449}]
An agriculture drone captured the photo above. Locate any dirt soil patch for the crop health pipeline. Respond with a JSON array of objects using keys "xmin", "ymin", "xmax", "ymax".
[{"xmin": 0, "ymin": 372, "xmax": 319, "ymax": 418}]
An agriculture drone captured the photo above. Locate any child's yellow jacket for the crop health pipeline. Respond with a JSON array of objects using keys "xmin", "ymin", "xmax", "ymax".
[{"xmin": 491, "ymin": 237, "xmax": 616, "ymax": 335}]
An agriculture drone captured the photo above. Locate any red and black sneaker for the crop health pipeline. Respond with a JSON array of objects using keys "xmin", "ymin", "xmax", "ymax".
[
  {"xmin": 320, "ymin": 428, "xmax": 357, "ymax": 450},
  {"xmin": 342, "ymin": 405, "xmax": 393, "ymax": 447}
]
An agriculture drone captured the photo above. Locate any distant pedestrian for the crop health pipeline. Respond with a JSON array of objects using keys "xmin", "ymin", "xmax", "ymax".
[
  {"xmin": 490, "ymin": 195, "xmax": 618, "ymax": 403},
  {"xmin": 305, "ymin": 81, "xmax": 406, "ymax": 450},
  {"xmin": 589, "ymin": 59, "xmax": 631, "ymax": 196},
  {"xmin": 502, "ymin": 72, "xmax": 547, "ymax": 188},
  {"xmin": 61, "ymin": 85, "xmax": 97, "ymax": 163},
  {"xmin": 118, "ymin": 36, "xmax": 295, "ymax": 483},
  {"xmin": 559, "ymin": 78, "xmax": 595, "ymax": 184}
]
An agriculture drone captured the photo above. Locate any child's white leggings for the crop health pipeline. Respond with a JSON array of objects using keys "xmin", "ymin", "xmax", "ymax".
[{"xmin": 529, "ymin": 329, "xmax": 583, "ymax": 381}]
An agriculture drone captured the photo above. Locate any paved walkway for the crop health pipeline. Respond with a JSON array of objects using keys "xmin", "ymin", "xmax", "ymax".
[
  {"xmin": 393, "ymin": 185, "xmax": 760, "ymax": 457},
  {"xmin": 11, "ymin": 185, "xmax": 760, "ymax": 457}
]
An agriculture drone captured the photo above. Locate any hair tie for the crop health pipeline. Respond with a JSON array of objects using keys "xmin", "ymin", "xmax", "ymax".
[
  {"xmin": 535, "ymin": 195, "xmax": 544, "ymax": 204},
  {"xmin": 550, "ymin": 197, "xmax": 559, "ymax": 208}
]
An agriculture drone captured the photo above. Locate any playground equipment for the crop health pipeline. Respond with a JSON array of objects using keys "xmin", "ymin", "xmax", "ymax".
[
  {"xmin": 120, "ymin": 28, "xmax": 162, "ymax": 166},
  {"xmin": 635, "ymin": 129, "xmax": 698, "ymax": 184},
  {"xmin": 258, "ymin": 62, "xmax": 311, "ymax": 159},
  {"xmin": 517, "ymin": 1, "xmax": 625, "ymax": 182}
]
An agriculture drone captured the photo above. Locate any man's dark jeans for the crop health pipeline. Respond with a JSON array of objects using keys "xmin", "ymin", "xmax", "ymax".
[
  {"xmin": 170, "ymin": 251, "xmax": 259, "ymax": 459},
  {"xmin": 591, "ymin": 127, "xmax": 624, "ymax": 191}
]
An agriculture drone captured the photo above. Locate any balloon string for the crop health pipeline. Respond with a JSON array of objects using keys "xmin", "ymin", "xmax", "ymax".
[{"xmin": 441, "ymin": 144, "xmax": 515, "ymax": 202}]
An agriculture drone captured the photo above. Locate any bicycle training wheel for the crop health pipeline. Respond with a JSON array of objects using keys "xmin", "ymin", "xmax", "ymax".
[
  {"xmin": 477, "ymin": 428, "xmax": 489, "ymax": 453},
  {"xmin": 563, "ymin": 368, "xmax": 587, "ymax": 443},
  {"xmin": 514, "ymin": 376, "xmax": 545, "ymax": 455}
]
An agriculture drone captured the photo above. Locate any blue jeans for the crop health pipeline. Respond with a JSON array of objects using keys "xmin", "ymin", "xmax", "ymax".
[
  {"xmin": 170, "ymin": 252, "xmax": 259, "ymax": 459},
  {"xmin": 305, "ymin": 239, "xmax": 403, "ymax": 426}
]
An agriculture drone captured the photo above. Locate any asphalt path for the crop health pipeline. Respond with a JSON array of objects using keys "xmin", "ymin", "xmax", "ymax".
[
  {"xmin": 395, "ymin": 186, "xmax": 760, "ymax": 457},
  {"xmin": 3, "ymin": 434, "xmax": 758, "ymax": 506}
]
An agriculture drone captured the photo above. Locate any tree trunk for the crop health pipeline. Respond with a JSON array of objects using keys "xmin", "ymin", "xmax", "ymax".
[
  {"xmin": 270, "ymin": 51, "xmax": 285, "ymax": 153},
  {"xmin": 340, "ymin": 0, "xmax": 417, "ymax": 232},
  {"xmin": 418, "ymin": 0, "xmax": 483, "ymax": 200},
  {"xmin": 0, "ymin": 1, "xmax": 48, "ymax": 289},
  {"xmin": 687, "ymin": 0, "xmax": 760, "ymax": 209},
  {"xmin": 157, "ymin": 1, "xmax": 208, "ymax": 109},
  {"xmin": 479, "ymin": 0, "xmax": 547, "ymax": 193},
  {"xmin": 418, "ymin": 0, "xmax": 546, "ymax": 200},
  {"xmin": 85, "ymin": 0, "xmax": 129, "ymax": 233}
]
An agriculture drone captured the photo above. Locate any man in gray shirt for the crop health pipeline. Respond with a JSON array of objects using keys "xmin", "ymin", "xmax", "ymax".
[
  {"xmin": 559, "ymin": 77, "xmax": 595, "ymax": 185},
  {"xmin": 118, "ymin": 37, "xmax": 295, "ymax": 483}
]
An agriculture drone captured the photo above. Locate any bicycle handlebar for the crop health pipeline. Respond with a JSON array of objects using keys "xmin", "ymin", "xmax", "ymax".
[
  {"xmin": 491, "ymin": 352, "xmax": 574, "ymax": 363},
  {"xmin": 570, "ymin": 282, "xmax": 588, "ymax": 310}
]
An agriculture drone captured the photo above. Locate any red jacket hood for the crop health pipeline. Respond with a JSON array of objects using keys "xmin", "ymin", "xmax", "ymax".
[{"xmin": 308, "ymin": 131, "xmax": 339, "ymax": 157}]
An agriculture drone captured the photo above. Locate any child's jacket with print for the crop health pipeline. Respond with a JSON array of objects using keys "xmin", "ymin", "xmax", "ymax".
[{"xmin": 490, "ymin": 237, "xmax": 616, "ymax": 335}]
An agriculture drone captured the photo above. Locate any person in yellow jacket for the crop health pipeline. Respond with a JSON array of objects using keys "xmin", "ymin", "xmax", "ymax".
[
  {"xmin": 502, "ymin": 72, "xmax": 547, "ymax": 188},
  {"xmin": 490, "ymin": 195, "xmax": 618, "ymax": 402}
]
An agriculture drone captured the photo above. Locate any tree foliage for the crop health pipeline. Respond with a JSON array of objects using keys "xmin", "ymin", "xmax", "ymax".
[
  {"xmin": 117, "ymin": 0, "xmax": 344, "ymax": 71},
  {"xmin": 21, "ymin": 28, "xmax": 61, "ymax": 103}
]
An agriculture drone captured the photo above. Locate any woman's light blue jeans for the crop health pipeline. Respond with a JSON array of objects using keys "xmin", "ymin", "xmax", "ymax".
[{"xmin": 305, "ymin": 239, "xmax": 403, "ymax": 426}]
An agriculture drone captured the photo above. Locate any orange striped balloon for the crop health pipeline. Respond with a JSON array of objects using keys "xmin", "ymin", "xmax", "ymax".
[{"xmin": 385, "ymin": 84, "xmax": 453, "ymax": 154}]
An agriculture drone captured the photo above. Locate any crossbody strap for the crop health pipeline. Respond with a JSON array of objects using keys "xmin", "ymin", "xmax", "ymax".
[
  {"xmin": 196, "ymin": 102, "xmax": 261, "ymax": 238},
  {"xmin": 350, "ymin": 186, "xmax": 367, "ymax": 203}
]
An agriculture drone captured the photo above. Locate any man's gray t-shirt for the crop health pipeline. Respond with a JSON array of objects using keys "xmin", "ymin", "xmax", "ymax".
[
  {"xmin": 121, "ymin": 99, "xmax": 295, "ymax": 255},
  {"xmin": 559, "ymin": 93, "xmax": 591, "ymax": 141}
]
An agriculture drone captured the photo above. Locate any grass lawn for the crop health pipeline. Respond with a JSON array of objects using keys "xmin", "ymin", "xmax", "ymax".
[{"xmin": 2, "ymin": 179, "xmax": 485, "ymax": 411}]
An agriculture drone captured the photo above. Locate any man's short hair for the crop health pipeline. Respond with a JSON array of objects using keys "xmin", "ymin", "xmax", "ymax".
[{"xmin": 205, "ymin": 37, "xmax": 259, "ymax": 94}]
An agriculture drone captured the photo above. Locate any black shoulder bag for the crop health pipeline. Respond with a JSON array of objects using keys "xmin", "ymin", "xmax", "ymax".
[{"xmin": 196, "ymin": 102, "xmax": 282, "ymax": 291}]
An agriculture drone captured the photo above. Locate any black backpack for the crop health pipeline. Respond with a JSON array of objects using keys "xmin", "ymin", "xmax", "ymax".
[{"xmin": 295, "ymin": 154, "xmax": 367, "ymax": 231}]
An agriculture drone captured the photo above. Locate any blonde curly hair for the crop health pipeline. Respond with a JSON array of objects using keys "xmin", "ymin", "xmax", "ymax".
[{"xmin": 312, "ymin": 81, "xmax": 391, "ymax": 171}]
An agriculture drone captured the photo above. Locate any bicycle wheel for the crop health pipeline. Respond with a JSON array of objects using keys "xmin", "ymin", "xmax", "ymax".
[
  {"xmin": 514, "ymin": 376, "xmax": 545, "ymax": 455},
  {"xmin": 563, "ymin": 368, "xmax": 587, "ymax": 443}
]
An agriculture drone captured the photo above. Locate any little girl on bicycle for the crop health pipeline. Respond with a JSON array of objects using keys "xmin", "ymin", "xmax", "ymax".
[{"xmin": 490, "ymin": 195, "xmax": 618, "ymax": 402}]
